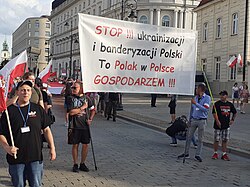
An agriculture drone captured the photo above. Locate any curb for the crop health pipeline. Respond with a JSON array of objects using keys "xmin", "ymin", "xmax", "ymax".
[{"xmin": 117, "ymin": 114, "xmax": 250, "ymax": 159}]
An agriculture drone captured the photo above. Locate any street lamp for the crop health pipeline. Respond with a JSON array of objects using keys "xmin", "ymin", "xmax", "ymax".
[
  {"xmin": 64, "ymin": 20, "xmax": 79, "ymax": 79},
  {"xmin": 117, "ymin": 0, "xmax": 138, "ymax": 111}
]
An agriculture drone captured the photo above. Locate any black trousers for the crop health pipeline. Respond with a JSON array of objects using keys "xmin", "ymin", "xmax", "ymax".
[
  {"xmin": 151, "ymin": 94, "xmax": 157, "ymax": 106},
  {"xmin": 107, "ymin": 101, "xmax": 118, "ymax": 119}
]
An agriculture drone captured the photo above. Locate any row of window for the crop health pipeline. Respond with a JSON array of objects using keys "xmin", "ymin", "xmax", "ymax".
[
  {"xmin": 28, "ymin": 21, "xmax": 50, "ymax": 29},
  {"xmin": 28, "ymin": 31, "xmax": 50, "ymax": 37},
  {"xmin": 202, "ymin": 13, "xmax": 238, "ymax": 41},
  {"xmin": 202, "ymin": 57, "xmax": 238, "ymax": 80},
  {"xmin": 139, "ymin": 15, "xmax": 170, "ymax": 27}
]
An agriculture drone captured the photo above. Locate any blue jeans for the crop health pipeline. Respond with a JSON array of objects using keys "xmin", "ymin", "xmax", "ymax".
[
  {"xmin": 171, "ymin": 135, "xmax": 197, "ymax": 146},
  {"xmin": 9, "ymin": 161, "xmax": 43, "ymax": 187}
]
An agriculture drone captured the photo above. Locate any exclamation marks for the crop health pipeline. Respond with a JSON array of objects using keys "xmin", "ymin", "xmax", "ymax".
[
  {"xmin": 168, "ymin": 79, "xmax": 176, "ymax": 87},
  {"xmin": 126, "ymin": 29, "xmax": 133, "ymax": 39}
]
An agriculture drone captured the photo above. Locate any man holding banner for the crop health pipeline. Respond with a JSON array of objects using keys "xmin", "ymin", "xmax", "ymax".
[{"xmin": 0, "ymin": 80, "xmax": 56, "ymax": 186}]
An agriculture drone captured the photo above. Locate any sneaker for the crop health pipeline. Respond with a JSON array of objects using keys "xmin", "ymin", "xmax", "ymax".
[
  {"xmin": 170, "ymin": 143, "xmax": 177, "ymax": 147},
  {"xmin": 212, "ymin": 153, "xmax": 219, "ymax": 160},
  {"xmin": 79, "ymin": 163, "xmax": 89, "ymax": 172},
  {"xmin": 193, "ymin": 144, "xmax": 198, "ymax": 149},
  {"xmin": 221, "ymin": 154, "xmax": 230, "ymax": 161},
  {"xmin": 241, "ymin": 111, "xmax": 246, "ymax": 114},
  {"xmin": 195, "ymin": 155, "xmax": 202, "ymax": 162},
  {"xmin": 72, "ymin": 164, "xmax": 79, "ymax": 172},
  {"xmin": 177, "ymin": 153, "xmax": 189, "ymax": 159}
]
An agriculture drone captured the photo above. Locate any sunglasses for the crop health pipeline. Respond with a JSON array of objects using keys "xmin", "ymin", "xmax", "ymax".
[{"xmin": 71, "ymin": 86, "xmax": 78, "ymax": 90}]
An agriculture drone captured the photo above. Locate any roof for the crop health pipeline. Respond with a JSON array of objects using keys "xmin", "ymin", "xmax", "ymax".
[{"xmin": 197, "ymin": 0, "xmax": 214, "ymax": 8}]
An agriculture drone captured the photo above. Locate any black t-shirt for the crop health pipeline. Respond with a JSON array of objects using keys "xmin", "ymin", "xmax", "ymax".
[
  {"xmin": 41, "ymin": 90, "xmax": 49, "ymax": 103},
  {"xmin": 0, "ymin": 102, "xmax": 51, "ymax": 164},
  {"xmin": 212, "ymin": 100, "xmax": 237, "ymax": 130},
  {"xmin": 67, "ymin": 95, "xmax": 94, "ymax": 130}
]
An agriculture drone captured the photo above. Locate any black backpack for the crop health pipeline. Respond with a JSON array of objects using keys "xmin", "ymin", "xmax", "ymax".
[{"xmin": 166, "ymin": 115, "xmax": 189, "ymax": 137}]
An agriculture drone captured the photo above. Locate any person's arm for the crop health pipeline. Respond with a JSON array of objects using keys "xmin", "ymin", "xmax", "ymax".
[
  {"xmin": 212, "ymin": 113, "xmax": 221, "ymax": 128},
  {"xmin": 191, "ymin": 96, "xmax": 211, "ymax": 112},
  {"xmin": 43, "ymin": 127, "xmax": 56, "ymax": 161},
  {"xmin": 68, "ymin": 102, "xmax": 88, "ymax": 116},
  {"xmin": 0, "ymin": 135, "xmax": 19, "ymax": 157}
]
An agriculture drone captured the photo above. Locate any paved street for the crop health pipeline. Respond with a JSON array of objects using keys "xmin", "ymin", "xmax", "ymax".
[
  {"xmin": 119, "ymin": 94, "xmax": 250, "ymax": 156},
  {"xmin": 0, "ymin": 96, "xmax": 250, "ymax": 187}
]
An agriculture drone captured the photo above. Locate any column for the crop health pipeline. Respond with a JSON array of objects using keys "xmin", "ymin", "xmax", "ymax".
[
  {"xmin": 156, "ymin": 8, "xmax": 161, "ymax": 26},
  {"xmin": 179, "ymin": 10, "xmax": 183, "ymax": 28},
  {"xmin": 150, "ymin": 9, "xmax": 154, "ymax": 25},
  {"xmin": 174, "ymin": 9, "xmax": 178, "ymax": 28}
]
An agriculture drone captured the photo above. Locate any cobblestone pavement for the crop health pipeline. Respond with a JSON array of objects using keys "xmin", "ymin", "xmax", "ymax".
[
  {"xmin": 0, "ymin": 96, "xmax": 250, "ymax": 187},
  {"xmin": 118, "ymin": 94, "xmax": 250, "ymax": 156}
]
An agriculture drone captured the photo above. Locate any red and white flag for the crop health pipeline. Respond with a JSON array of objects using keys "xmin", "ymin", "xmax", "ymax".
[
  {"xmin": 0, "ymin": 50, "xmax": 28, "ymax": 94},
  {"xmin": 226, "ymin": 56, "xmax": 237, "ymax": 68},
  {"xmin": 237, "ymin": 54, "xmax": 243, "ymax": 67},
  {"xmin": 38, "ymin": 60, "xmax": 52, "ymax": 83},
  {"xmin": 0, "ymin": 78, "xmax": 7, "ymax": 112}
]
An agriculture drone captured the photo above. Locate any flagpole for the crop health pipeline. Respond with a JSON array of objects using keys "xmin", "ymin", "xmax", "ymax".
[{"xmin": 5, "ymin": 109, "xmax": 17, "ymax": 159}]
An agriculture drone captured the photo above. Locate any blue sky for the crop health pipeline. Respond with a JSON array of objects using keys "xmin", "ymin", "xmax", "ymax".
[{"xmin": 0, "ymin": 0, "xmax": 52, "ymax": 56}]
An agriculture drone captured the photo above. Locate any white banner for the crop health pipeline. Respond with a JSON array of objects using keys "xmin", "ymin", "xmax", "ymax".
[{"xmin": 78, "ymin": 14, "xmax": 197, "ymax": 95}]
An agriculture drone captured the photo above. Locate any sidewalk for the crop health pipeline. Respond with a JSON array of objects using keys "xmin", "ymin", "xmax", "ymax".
[{"xmin": 118, "ymin": 94, "xmax": 250, "ymax": 157}]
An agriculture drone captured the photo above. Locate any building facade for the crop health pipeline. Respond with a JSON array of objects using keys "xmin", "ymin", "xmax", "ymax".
[
  {"xmin": 12, "ymin": 16, "xmax": 51, "ymax": 74},
  {"xmin": 195, "ymin": 0, "xmax": 250, "ymax": 94},
  {"xmin": 50, "ymin": 0, "xmax": 200, "ymax": 79}
]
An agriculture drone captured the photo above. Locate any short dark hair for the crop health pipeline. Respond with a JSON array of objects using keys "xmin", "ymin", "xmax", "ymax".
[
  {"xmin": 197, "ymin": 83, "xmax": 206, "ymax": 92},
  {"xmin": 23, "ymin": 72, "xmax": 35, "ymax": 80}
]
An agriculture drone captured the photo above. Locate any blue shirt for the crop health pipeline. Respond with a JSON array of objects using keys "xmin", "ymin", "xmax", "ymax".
[{"xmin": 190, "ymin": 93, "xmax": 211, "ymax": 120}]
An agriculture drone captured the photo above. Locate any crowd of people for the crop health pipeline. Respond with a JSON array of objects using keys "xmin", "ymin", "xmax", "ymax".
[{"xmin": 0, "ymin": 70, "xmax": 249, "ymax": 186}]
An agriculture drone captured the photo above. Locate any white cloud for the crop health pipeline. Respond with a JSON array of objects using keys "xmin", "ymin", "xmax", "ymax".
[{"xmin": 0, "ymin": 0, "xmax": 51, "ymax": 54}]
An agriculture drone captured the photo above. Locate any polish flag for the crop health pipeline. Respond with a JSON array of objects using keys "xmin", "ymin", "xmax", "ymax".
[
  {"xmin": 0, "ymin": 78, "xmax": 7, "ymax": 112},
  {"xmin": 38, "ymin": 60, "xmax": 52, "ymax": 83},
  {"xmin": 226, "ymin": 56, "xmax": 237, "ymax": 68},
  {"xmin": 0, "ymin": 50, "xmax": 28, "ymax": 94},
  {"xmin": 237, "ymin": 54, "xmax": 243, "ymax": 67}
]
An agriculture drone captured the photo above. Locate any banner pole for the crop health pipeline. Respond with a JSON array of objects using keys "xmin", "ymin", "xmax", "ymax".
[{"xmin": 5, "ymin": 109, "xmax": 17, "ymax": 159}]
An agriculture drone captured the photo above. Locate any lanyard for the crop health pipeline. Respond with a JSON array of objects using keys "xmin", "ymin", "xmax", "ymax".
[{"xmin": 17, "ymin": 102, "xmax": 30, "ymax": 127}]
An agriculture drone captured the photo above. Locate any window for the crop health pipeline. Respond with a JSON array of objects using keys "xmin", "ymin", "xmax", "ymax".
[
  {"xmin": 75, "ymin": 6, "xmax": 77, "ymax": 14},
  {"xmin": 201, "ymin": 59, "xmax": 207, "ymax": 72},
  {"xmin": 35, "ymin": 31, "xmax": 39, "ymax": 37},
  {"xmin": 139, "ymin": 15, "xmax": 148, "ymax": 24},
  {"xmin": 45, "ymin": 31, "xmax": 50, "ymax": 37},
  {"xmin": 28, "ymin": 23, "xmax": 31, "ymax": 29},
  {"xmin": 214, "ymin": 57, "xmax": 221, "ymax": 80},
  {"xmin": 79, "ymin": 4, "xmax": 81, "ymax": 11},
  {"xmin": 162, "ymin": 15, "xmax": 170, "ymax": 27},
  {"xmin": 232, "ymin": 13, "xmax": 238, "ymax": 35},
  {"xmin": 34, "ymin": 39, "xmax": 39, "ymax": 45},
  {"xmin": 28, "ymin": 31, "xmax": 31, "ymax": 37},
  {"xmin": 229, "ymin": 55, "xmax": 237, "ymax": 80},
  {"xmin": 83, "ymin": 2, "xmax": 85, "ymax": 8},
  {"xmin": 46, "ymin": 23, "xmax": 50, "ymax": 28},
  {"xmin": 28, "ymin": 39, "xmax": 31, "ymax": 45},
  {"xmin": 88, "ymin": 0, "xmax": 90, "ymax": 6},
  {"xmin": 203, "ymin": 23, "xmax": 208, "ymax": 41},
  {"xmin": 71, "ymin": 9, "xmax": 73, "ymax": 16},
  {"xmin": 99, "ymin": 6, "xmax": 101, "ymax": 15},
  {"xmin": 93, "ymin": 9, "xmax": 96, "ymax": 15},
  {"xmin": 216, "ymin": 18, "xmax": 222, "ymax": 38},
  {"xmin": 35, "ymin": 21, "xmax": 39, "ymax": 28}
]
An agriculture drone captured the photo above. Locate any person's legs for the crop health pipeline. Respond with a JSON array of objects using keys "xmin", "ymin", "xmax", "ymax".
[
  {"xmin": 183, "ymin": 121, "xmax": 198, "ymax": 155},
  {"xmin": 72, "ymin": 144, "xmax": 79, "ymax": 164},
  {"xmin": 26, "ymin": 161, "xmax": 43, "ymax": 187},
  {"xmin": 81, "ymin": 144, "xmax": 89, "ymax": 164},
  {"xmin": 9, "ymin": 163, "xmax": 25, "ymax": 187},
  {"xmin": 113, "ymin": 101, "xmax": 117, "ymax": 121},
  {"xmin": 195, "ymin": 120, "xmax": 206, "ymax": 157},
  {"xmin": 222, "ymin": 140, "xmax": 228, "ymax": 153}
]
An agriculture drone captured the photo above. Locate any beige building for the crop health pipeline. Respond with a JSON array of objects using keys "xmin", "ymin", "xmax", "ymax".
[
  {"xmin": 12, "ymin": 16, "xmax": 51, "ymax": 74},
  {"xmin": 50, "ymin": 0, "xmax": 200, "ymax": 79},
  {"xmin": 50, "ymin": 0, "xmax": 102, "ymax": 79},
  {"xmin": 195, "ymin": 0, "xmax": 250, "ymax": 94}
]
